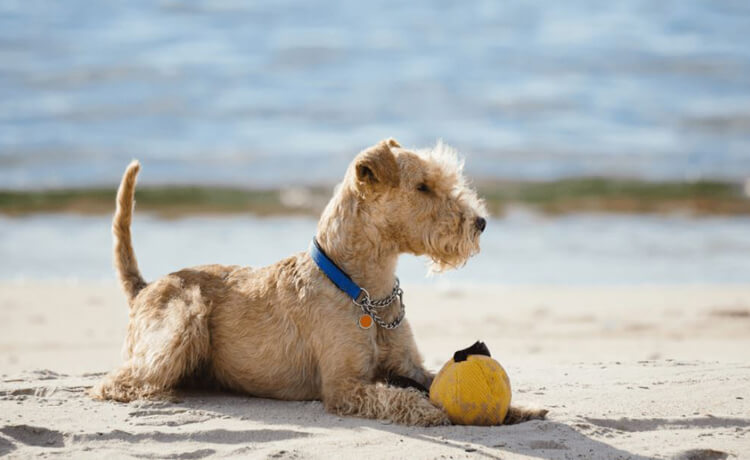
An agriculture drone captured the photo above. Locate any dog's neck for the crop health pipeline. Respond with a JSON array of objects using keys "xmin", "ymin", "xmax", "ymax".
[{"xmin": 315, "ymin": 185, "xmax": 399, "ymax": 300}]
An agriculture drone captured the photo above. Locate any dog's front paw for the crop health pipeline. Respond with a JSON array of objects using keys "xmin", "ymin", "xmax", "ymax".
[
  {"xmin": 393, "ymin": 390, "xmax": 451, "ymax": 427},
  {"xmin": 504, "ymin": 406, "xmax": 548, "ymax": 425},
  {"xmin": 422, "ymin": 413, "xmax": 451, "ymax": 427},
  {"xmin": 411, "ymin": 403, "xmax": 451, "ymax": 427},
  {"xmin": 400, "ymin": 392, "xmax": 451, "ymax": 426}
]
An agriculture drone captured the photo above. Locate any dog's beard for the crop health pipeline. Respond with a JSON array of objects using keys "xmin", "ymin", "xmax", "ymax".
[{"xmin": 424, "ymin": 222, "xmax": 481, "ymax": 274}]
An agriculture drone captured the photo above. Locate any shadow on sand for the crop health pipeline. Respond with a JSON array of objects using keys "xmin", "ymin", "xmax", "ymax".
[
  {"xmin": 161, "ymin": 391, "xmax": 660, "ymax": 460},
  {"xmin": 3, "ymin": 374, "xmax": 739, "ymax": 459}
]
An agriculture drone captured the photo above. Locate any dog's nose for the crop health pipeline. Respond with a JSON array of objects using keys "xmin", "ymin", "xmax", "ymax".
[{"xmin": 475, "ymin": 217, "xmax": 486, "ymax": 233}]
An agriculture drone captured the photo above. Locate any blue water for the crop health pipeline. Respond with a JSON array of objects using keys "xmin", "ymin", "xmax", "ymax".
[
  {"xmin": 2, "ymin": 1, "xmax": 750, "ymax": 188},
  {"xmin": 2, "ymin": 213, "xmax": 749, "ymax": 284}
]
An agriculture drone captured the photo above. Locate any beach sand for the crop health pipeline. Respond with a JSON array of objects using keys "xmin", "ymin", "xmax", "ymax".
[{"xmin": 1, "ymin": 281, "xmax": 749, "ymax": 459}]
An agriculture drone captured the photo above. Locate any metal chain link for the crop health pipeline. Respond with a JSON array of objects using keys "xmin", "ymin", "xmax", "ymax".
[{"xmin": 353, "ymin": 277, "xmax": 405, "ymax": 329}]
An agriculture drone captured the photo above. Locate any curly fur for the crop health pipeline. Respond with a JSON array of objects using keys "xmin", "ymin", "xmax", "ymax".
[{"xmin": 91, "ymin": 139, "xmax": 546, "ymax": 426}]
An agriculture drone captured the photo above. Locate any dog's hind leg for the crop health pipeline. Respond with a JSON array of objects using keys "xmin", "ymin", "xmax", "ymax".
[{"xmin": 91, "ymin": 282, "xmax": 211, "ymax": 402}]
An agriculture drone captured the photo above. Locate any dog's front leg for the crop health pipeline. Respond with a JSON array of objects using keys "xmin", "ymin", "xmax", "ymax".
[
  {"xmin": 322, "ymin": 377, "xmax": 449, "ymax": 426},
  {"xmin": 377, "ymin": 320, "xmax": 434, "ymax": 390},
  {"xmin": 319, "ymin": 333, "xmax": 447, "ymax": 426}
]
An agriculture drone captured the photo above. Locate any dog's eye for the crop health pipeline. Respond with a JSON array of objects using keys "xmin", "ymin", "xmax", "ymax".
[{"xmin": 416, "ymin": 183, "xmax": 430, "ymax": 193}]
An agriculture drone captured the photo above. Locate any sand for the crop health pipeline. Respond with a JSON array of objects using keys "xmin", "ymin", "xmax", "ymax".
[{"xmin": 1, "ymin": 281, "xmax": 749, "ymax": 459}]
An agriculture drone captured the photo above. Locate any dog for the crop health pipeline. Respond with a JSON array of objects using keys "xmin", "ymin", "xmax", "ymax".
[{"xmin": 91, "ymin": 138, "xmax": 547, "ymax": 426}]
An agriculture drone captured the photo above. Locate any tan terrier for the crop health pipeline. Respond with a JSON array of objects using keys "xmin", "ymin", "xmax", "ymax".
[{"xmin": 91, "ymin": 139, "xmax": 547, "ymax": 426}]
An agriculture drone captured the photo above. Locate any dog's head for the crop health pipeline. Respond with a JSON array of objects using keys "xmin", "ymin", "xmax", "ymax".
[{"xmin": 346, "ymin": 138, "xmax": 487, "ymax": 272}]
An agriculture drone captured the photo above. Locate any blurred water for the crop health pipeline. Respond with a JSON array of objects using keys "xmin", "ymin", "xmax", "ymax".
[
  {"xmin": 1, "ymin": 212, "xmax": 748, "ymax": 284},
  {"xmin": 1, "ymin": 1, "xmax": 750, "ymax": 188}
]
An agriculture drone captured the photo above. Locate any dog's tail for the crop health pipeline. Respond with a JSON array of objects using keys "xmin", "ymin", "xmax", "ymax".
[{"xmin": 113, "ymin": 160, "xmax": 147, "ymax": 303}]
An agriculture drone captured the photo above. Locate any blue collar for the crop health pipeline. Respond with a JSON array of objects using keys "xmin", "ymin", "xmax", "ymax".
[
  {"xmin": 310, "ymin": 237, "xmax": 362, "ymax": 301},
  {"xmin": 310, "ymin": 237, "xmax": 406, "ymax": 330}
]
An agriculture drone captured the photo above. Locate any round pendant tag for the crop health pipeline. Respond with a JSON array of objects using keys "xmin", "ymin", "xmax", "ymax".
[{"xmin": 358, "ymin": 314, "xmax": 373, "ymax": 329}]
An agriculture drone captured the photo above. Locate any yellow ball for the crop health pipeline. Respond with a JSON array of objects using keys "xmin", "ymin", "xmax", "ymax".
[{"xmin": 429, "ymin": 342, "xmax": 511, "ymax": 426}]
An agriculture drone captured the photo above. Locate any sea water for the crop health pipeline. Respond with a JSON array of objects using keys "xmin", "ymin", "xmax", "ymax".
[
  {"xmin": 2, "ymin": 2, "xmax": 749, "ymax": 285},
  {"xmin": 1, "ymin": 0, "xmax": 750, "ymax": 188},
  {"xmin": 2, "ymin": 212, "xmax": 748, "ymax": 285}
]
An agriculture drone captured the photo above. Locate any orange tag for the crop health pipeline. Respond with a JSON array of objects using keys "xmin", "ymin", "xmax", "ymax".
[{"xmin": 358, "ymin": 314, "xmax": 373, "ymax": 329}]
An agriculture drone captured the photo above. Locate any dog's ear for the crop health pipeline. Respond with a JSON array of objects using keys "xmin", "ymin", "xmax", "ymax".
[{"xmin": 354, "ymin": 138, "xmax": 400, "ymax": 192}]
